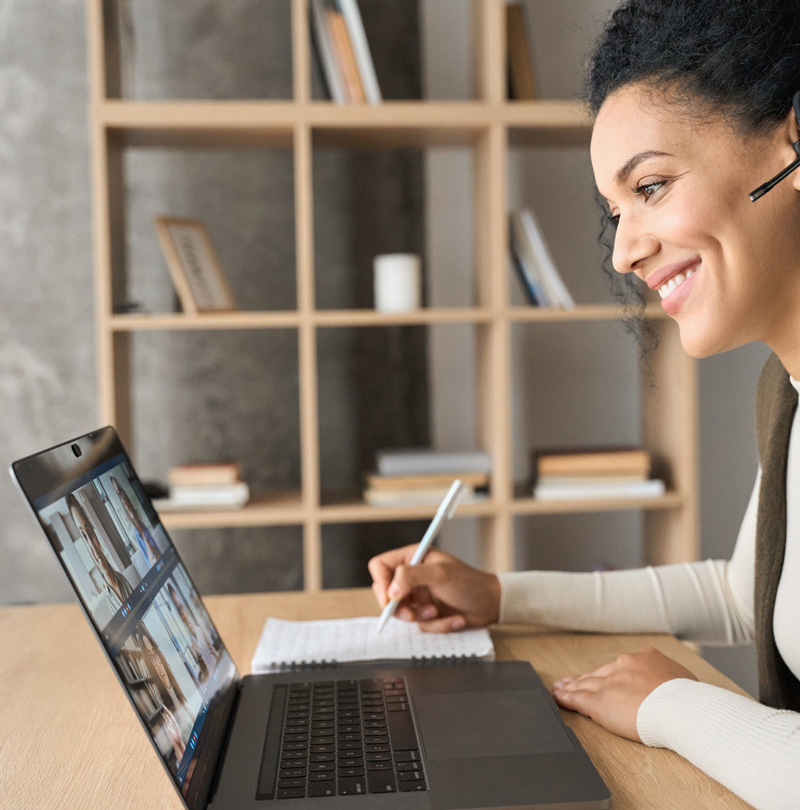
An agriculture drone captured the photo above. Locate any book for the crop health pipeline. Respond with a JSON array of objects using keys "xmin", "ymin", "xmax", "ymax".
[
  {"xmin": 505, "ymin": 3, "xmax": 536, "ymax": 100},
  {"xmin": 375, "ymin": 449, "xmax": 493, "ymax": 477},
  {"xmin": 509, "ymin": 248, "xmax": 541, "ymax": 306},
  {"xmin": 365, "ymin": 471, "xmax": 490, "ymax": 491},
  {"xmin": 363, "ymin": 487, "xmax": 489, "ymax": 508},
  {"xmin": 519, "ymin": 208, "xmax": 575, "ymax": 308},
  {"xmin": 534, "ymin": 447, "xmax": 651, "ymax": 478},
  {"xmin": 154, "ymin": 481, "xmax": 250, "ymax": 511},
  {"xmin": 327, "ymin": 8, "xmax": 365, "ymax": 102},
  {"xmin": 510, "ymin": 210, "xmax": 559, "ymax": 307},
  {"xmin": 309, "ymin": 0, "xmax": 347, "ymax": 102},
  {"xmin": 509, "ymin": 221, "xmax": 547, "ymax": 306},
  {"xmin": 533, "ymin": 478, "xmax": 665, "ymax": 501},
  {"xmin": 167, "ymin": 462, "xmax": 242, "ymax": 487},
  {"xmin": 251, "ymin": 616, "xmax": 494, "ymax": 673},
  {"xmin": 337, "ymin": 0, "xmax": 382, "ymax": 104}
]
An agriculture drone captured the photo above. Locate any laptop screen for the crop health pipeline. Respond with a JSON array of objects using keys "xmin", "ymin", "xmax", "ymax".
[{"xmin": 13, "ymin": 428, "xmax": 239, "ymax": 809}]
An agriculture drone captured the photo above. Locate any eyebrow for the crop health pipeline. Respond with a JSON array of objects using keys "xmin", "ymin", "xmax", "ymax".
[{"xmin": 616, "ymin": 150, "xmax": 671, "ymax": 184}]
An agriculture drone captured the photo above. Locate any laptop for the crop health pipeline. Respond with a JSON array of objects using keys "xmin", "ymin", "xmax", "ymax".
[{"xmin": 11, "ymin": 426, "xmax": 611, "ymax": 810}]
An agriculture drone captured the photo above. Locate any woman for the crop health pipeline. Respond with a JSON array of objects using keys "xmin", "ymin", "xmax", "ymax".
[
  {"xmin": 111, "ymin": 475, "xmax": 161, "ymax": 567},
  {"xmin": 67, "ymin": 492, "xmax": 134, "ymax": 615},
  {"xmin": 135, "ymin": 627, "xmax": 194, "ymax": 772},
  {"xmin": 369, "ymin": 1, "xmax": 800, "ymax": 807}
]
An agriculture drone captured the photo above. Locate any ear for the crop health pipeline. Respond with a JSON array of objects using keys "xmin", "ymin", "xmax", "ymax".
[{"xmin": 789, "ymin": 91, "xmax": 800, "ymax": 192}]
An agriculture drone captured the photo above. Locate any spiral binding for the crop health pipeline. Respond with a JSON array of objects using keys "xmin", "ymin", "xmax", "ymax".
[{"xmin": 266, "ymin": 653, "xmax": 482, "ymax": 673}]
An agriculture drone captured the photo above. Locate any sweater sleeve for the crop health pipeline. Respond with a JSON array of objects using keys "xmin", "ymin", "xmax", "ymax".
[
  {"xmin": 637, "ymin": 678, "xmax": 800, "ymax": 810},
  {"xmin": 497, "ymin": 473, "xmax": 760, "ymax": 645}
]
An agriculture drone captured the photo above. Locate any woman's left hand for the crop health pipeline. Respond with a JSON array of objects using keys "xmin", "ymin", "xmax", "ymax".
[{"xmin": 552, "ymin": 646, "xmax": 698, "ymax": 742}]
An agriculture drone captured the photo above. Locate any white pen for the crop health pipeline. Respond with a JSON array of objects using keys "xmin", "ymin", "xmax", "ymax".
[{"xmin": 375, "ymin": 478, "xmax": 467, "ymax": 633}]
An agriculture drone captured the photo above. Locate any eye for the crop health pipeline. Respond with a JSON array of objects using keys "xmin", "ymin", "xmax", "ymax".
[{"xmin": 633, "ymin": 180, "xmax": 665, "ymax": 199}]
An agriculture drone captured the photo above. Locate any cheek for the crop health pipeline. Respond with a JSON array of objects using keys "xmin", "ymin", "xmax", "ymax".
[{"xmin": 657, "ymin": 194, "xmax": 721, "ymax": 248}]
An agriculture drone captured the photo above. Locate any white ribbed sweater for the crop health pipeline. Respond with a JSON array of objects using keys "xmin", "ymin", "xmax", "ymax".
[{"xmin": 497, "ymin": 388, "xmax": 800, "ymax": 810}]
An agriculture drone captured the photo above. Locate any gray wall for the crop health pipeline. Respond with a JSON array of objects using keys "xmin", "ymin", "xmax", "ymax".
[
  {"xmin": 0, "ymin": 0, "xmax": 765, "ymax": 694},
  {"xmin": 1, "ymin": 0, "xmax": 429, "ymax": 603}
]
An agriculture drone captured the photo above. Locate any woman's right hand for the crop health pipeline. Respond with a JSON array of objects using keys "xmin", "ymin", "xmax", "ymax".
[{"xmin": 368, "ymin": 544, "xmax": 502, "ymax": 633}]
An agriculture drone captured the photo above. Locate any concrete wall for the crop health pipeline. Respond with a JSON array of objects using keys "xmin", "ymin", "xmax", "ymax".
[{"xmin": 1, "ymin": 0, "xmax": 429, "ymax": 603}]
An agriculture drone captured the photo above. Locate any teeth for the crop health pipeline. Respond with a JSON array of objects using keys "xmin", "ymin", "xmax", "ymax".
[{"xmin": 658, "ymin": 268, "xmax": 694, "ymax": 299}]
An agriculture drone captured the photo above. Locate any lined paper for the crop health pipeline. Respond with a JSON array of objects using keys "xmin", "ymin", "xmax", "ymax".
[{"xmin": 251, "ymin": 616, "xmax": 494, "ymax": 673}]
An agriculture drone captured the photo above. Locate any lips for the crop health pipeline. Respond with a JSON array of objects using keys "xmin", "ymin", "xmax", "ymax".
[
  {"xmin": 657, "ymin": 268, "xmax": 695, "ymax": 299},
  {"xmin": 645, "ymin": 258, "xmax": 701, "ymax": 294}
]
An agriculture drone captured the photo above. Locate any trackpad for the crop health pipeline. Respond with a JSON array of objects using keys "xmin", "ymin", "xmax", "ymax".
[{"xmin": 414, "ymin": 690, "xmax": 575, "ymax": 760}]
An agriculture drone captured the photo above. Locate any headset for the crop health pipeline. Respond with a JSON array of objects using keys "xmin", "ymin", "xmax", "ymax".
[{"xmin": 749, "ymin": 89, "xmax": 800, "ymax": 201}]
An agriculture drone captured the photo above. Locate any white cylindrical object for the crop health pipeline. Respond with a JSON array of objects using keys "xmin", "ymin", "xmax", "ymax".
[{"xmin": 373, "ymin": 253, "xmax": 422, "ymax": 312}]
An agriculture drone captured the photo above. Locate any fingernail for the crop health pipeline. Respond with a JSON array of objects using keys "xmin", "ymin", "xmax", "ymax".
[
  {"xmin": 388, "ymin": 583, "xmax": 400, "ymax": 599},
  {"xmin": 419, "ymin": 606, "xmax": 437, "ymax": 620},
  {"xmin": 450, "ymin": 616, "xmax": 466, "ymax": 631}
]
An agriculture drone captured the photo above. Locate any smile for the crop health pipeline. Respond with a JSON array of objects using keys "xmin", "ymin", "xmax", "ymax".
[{"xmin": 658, "ymin": 268, "xmax": 695, "ymax": 299}]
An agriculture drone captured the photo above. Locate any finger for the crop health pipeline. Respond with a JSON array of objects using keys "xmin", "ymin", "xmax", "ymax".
[
  {"xmin": 417, "ymin": 614, "xmax": 467, "ymax": 634},
  {"xmin": 368, "ymin": 545, "xmax": 420, "ymax": 604},
  {"xmin": 385, "ymin": 562, "xmax": 434, "ymax": 605},
  {"xmin": 552, "ymin": 680, "xmax": 602, "ymax": 715},
  {"xmin": 555, "ymin": 673, "xmax": 606, "ymax": 695}
]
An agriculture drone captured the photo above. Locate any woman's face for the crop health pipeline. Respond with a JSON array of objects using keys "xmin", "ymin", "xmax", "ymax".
[{"xmin": 591, "ymin": 83, "xmax": 800, "ymax": 367}]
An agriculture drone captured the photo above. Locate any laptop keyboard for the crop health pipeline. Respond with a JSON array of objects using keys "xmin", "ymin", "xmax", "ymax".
[{"xmin": 257, "ymin": 677, "xmax": 427, "ymax": 799}]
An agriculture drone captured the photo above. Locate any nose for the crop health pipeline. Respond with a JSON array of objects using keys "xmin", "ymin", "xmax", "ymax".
[{"xmin": 611, "ymin": 213, "xmax": 660, "ymax": 276}]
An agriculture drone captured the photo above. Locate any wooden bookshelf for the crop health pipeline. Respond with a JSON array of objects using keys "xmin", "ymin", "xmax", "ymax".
[{"xmin": 87, "ymin": 0, "xmax": 698, "ymax": 590}]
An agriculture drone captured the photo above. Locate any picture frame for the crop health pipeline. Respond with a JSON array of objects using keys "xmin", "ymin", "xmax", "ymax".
[{"xmin": 154, "ymin": 216, "xmax": 236, "ymax": 314}]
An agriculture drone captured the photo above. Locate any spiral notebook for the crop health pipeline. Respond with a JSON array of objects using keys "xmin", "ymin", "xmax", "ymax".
[{"xmin": 251, "ymin": 616, "xmax": 495, "ymax": 673}]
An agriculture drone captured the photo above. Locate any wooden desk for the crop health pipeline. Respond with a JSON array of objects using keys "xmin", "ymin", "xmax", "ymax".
[{"xmin": 0, "ymin": 589, "xmax": 751, "ymax": 810}]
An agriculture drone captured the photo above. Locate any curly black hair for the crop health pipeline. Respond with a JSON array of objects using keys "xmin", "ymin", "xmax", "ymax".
[{"xmin": 585, "ymin": 0, "xmax": 800, "ymax": 358}]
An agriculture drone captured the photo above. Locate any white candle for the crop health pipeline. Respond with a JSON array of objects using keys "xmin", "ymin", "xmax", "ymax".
[{"xmin": 373, "ymin": 253, "xmax": 422, "ymax": 312}]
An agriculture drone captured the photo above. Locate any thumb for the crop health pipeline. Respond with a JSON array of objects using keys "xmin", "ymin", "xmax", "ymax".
[{"xmin": 389, "ymin": 561, "xmax": 442, "ymax": 602}]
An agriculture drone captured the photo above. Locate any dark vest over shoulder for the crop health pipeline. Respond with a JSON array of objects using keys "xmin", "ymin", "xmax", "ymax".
[{"xmin": 754, "ymin": 352, "xmax": 800, "ymax": 711}]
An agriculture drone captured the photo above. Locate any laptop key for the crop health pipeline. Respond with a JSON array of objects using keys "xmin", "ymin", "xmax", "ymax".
[
  {"xmin": 397, "ymin": 771, "xmax": 425, "ymax": 782},
  {"xmin": 387, "ymin": 711, "xmax": 418, "ymax": 751},
  {"xmin": 308, "ymin": 781, "xmax": 336, "ymax": 797},
  {"xmin": 308, "ymin": 772, "xmax": 335, "ymax": 782},
  {"xmin": 338, "ymin": 777, "xmax": 367, "ymax": 795},
  {"xmin": 277, "ymin": 778, "xmax": 305, "ymax": 789},
  {"xmin": 368, "ymin": 772, "xmax": 397, "ymax": 793},
  {"xmin": 398, "ymin": 781, "xmax": 428, "ymax": 792},
  {"xmin": 338, "ymin": 766, "xmax": 365, "ymax": 778},
  {"xmin": 276, "ymin": 787, "xmax": 306, "ymax": 799}
]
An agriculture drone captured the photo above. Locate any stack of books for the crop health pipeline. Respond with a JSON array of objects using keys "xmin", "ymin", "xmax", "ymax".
[
  {"xmin": 309, "ymin": 0, "xmax": 381, "ymax": 104},
  {"xmin": 155, "ymin": 462, "xmax": 250, "ymax": 511},
  {"xmin": 531, "ymin": 447, "xmax": 665, "ymax": 501},
  {"xmin": 509, "ymin": 208, "xmax": 575, "ymax": 308},
  {"xmin": 364, "ymin": 449, "xmax": 492, "ymax": 507}
]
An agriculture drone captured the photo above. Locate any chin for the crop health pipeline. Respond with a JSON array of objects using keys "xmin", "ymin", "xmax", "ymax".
[{"xmin": 676, "ymin": 320, "xmax": 746, "ymax": 360}]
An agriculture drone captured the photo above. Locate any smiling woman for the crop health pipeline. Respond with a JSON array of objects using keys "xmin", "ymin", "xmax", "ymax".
[
  {"xmin": 591, "ymin": 85, "xmax": 800, "ymax": 360},
  {"xmin": 367, "ymin": 2, "xmax": 800, "ymax": 809}
]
